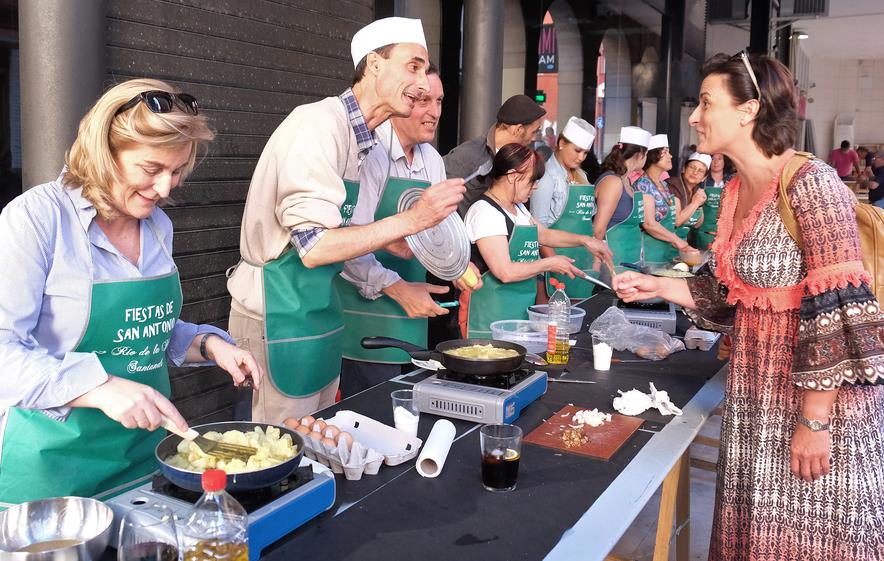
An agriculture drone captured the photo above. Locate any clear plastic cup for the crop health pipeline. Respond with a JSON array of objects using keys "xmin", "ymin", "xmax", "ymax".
[
  {"xmin": 391, "ymin": 389, "xmax": 420, "ymax": 437},
  {"xmin": 592, "ymin": 335, "xmax": 612, "ymax": 371}
]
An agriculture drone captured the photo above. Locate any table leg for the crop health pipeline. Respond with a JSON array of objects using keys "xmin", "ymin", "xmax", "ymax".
[
  {"xmin": 652, "ymin": 450, "xmax": 691, "ymax": 561},
  {"xmin": 676, "ymin": 449, "xmax": 691, "ymax": 561}
]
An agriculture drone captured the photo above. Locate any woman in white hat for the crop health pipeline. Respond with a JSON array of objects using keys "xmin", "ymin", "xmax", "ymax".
[
  {"xmin": 530, "ymin": 116, "xmax": 600, "ymax": 298},
  {"xmin": 593, "ymin": 126, "xmax": 652, "ymax": 264},
  {"xmin": 668, "ymin": 152, "xmax": 710, "ymax": 243},
  {"xmin": 633, "ymin": 134, "xmax": 696, "ymax": 262},
  {"xmin": 693, "ymin": 152, "xmax": 735, "ymax": 248}
]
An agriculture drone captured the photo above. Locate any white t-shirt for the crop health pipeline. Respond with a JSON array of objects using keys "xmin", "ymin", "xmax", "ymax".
[{"xmin": 464, "ymin": 200, "xmax": 533, "ymax": 242}]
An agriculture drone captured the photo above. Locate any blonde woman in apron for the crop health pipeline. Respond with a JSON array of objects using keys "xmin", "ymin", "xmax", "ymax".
[
  {"xmin": 0, "ymin": 79, "xmax": 262, "ymax": 506},
  {"xmin": 459, "ymin": 144, "xmax": 611, "ymax": 338},
  {"xmin": 531, "ymin": 117, "xmax": 601, "ymax": 299}
]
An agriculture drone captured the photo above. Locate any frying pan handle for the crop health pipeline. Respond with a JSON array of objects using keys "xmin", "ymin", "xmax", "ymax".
[
  {"xmin": 361, "ymin": 337, "xmax": 432, "ymax": 361},
  {"xmin": 361, "ymin": 336, "xmax": 426, "ymax": 353}
]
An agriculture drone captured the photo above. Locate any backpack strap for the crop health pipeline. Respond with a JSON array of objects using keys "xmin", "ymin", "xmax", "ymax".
[{"xmin": 776, "ymin": 150, "xmax": 816, "ymax": 247}]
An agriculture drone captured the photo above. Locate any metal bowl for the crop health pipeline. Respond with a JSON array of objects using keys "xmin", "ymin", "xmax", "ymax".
[{"xmin": 0, "ymin": 496, "xmax": 113, "ymax": 560}]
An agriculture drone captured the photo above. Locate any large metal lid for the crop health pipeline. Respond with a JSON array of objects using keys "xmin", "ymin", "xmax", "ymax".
[{"xmin": 397, "ymin": 188, "xmax": 471, "ymax": 281}]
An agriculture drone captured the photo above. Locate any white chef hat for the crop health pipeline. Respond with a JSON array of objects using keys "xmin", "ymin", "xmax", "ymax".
[
  {"xmin": 648, "ymin": 134, "xmax": 669, "ymax": 151},
  {"xmin": 688, "ymin": 152, "xmax": 712, "ymax": 169},
  {"xmin": 561, "ymin": 116, "xmax": 596, "ymax": 150},
  {"xmin": 351, "ymin": 17, "xmax": 428, "ymax": 69},
  {"xmin": 619, "ymin": 126, "xmax": 652, "ymax": 148}
]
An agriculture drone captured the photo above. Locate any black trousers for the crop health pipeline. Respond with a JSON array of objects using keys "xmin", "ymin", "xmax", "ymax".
[
  {"xmin": 426, "ymin": 271, "xmax": 461, "ymax": 346},
  {"xmin": 340, "ymin": 359, "xmax": 410, "ymax": 399}
]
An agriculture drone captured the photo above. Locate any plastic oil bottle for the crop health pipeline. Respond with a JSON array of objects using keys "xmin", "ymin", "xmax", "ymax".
[
  {"xmin": 546, "ymin": 279, "xmax": 570, "ymax": 364},
  {"xmin": 180, "ymin": 469, "xmax": 249, "ymax": 561}
]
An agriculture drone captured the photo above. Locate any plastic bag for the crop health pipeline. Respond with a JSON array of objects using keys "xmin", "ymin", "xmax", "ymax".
[{"xmin": 588, "ymin": 307, "xmax": 685, "ymax": 361}]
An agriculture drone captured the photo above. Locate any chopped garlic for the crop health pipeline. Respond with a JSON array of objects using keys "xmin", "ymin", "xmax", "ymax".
[{"xmin": 571, "ymin": 408, "xmax": 612, "ymax": 427}]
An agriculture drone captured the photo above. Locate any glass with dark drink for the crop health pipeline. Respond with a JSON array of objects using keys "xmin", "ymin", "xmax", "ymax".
[
  {"xmin": 480, "ymin": 424, "xmax": 523, "ymax": 492},
  {"xmin": 117, "ymin": 503, "xmax": 179, "ymax": 561}
]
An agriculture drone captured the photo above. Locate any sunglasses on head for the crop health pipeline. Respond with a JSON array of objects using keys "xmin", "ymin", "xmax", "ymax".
[
  {"xmin": 731, "ymin": 50, "xmax": 761, "ymax": 101},
  {"xmin": 116, "ymin": 90, "xmax": 199, "ymax": 116}
]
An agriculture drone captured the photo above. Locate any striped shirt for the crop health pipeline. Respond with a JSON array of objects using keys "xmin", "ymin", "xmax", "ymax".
[{"xmin": 290, "ymin": 88, "xmax": 378, "ymax": 256}]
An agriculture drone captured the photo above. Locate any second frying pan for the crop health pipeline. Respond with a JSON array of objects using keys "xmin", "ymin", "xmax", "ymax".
[{"xmin": 361, "ymin": 337, "xmax": 527, "ymax": 376}]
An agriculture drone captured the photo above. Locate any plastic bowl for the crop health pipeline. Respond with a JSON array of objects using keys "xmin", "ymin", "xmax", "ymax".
[
  {"xmin": 490, "ymin": 320, "xmax": 548, "ymax": 354},
  {"xmin": 527, "ymin": 305, "xmax": 586, "ymax": 334}
]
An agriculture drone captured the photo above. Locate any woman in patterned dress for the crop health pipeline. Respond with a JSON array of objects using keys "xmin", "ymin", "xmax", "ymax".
[{"xmin": 612, "ymin": 53, "xmax": 884, "ymax": 560}]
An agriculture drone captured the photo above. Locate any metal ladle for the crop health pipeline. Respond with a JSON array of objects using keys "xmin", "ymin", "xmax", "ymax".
[{"xmin": 464, "ymin": 159, "xmax": 493, "ymax": 183}]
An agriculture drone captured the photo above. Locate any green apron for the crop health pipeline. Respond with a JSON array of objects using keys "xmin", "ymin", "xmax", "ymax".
[
  {"xmin": 605, "ymin": 187, "xmax": 645, "ymax": 266},
  {"xmin": 467, "ymin": 224, "xmax": 539, "ymax": 339},
  {"xmin": 544, "ymin": 183, "xmax": 597, "ymax": 298},
  {"xmin": 641, "ymin": 194, "xmax": 678, "ymax": 262},
  {"xmin": 676, "ymin": 206, "xmax": 704, "ymax": 241},
  {"xmin": 695, "ymin": 186, "xmax": 723, "ymax": 249},
  {"xmin": 262, "ymin": 180, "xmax": 359, "ymax": 397},
  {"xmin": 337, "ymin": 177, "xmax": 429, "ymax": 364},
  {"xmin": 0, "ymin": 222, "xmax": 182, "ymax": 505}
]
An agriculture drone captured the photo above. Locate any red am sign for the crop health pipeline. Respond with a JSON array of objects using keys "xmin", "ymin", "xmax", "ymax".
[{"xmin": 538, "ymin": 24, "xmax": 557, "ymax": 73}]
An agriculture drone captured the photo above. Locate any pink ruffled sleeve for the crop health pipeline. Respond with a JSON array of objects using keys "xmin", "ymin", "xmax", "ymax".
[{"xmin": 788, "ymin": 161, "xmax": 884, "ymax": 388}]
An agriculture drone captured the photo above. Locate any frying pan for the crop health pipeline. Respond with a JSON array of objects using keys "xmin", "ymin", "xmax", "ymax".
[
  {"xmin": 362, "ymin": 336, "xmax": 527, "ymax": 376},
  {"xmin": 155, "ymin": 421, "xmax": 305, "ymax": 493},
  {"xmin": 621, "ymin": 261, "xmax": 694, "ymax": 278}
]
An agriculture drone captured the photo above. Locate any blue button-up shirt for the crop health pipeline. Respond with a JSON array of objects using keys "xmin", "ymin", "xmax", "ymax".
[{"xmin": 0, "ymin": 178, "xmax": 231, "ymax": 426}]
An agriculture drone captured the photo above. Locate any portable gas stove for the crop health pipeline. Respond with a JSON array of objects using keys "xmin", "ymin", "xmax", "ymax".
[
  {"xmin": 413, "ymin": 367, "xmax": 547, "ymax": 424},
  {"xmin": 106, "ymin": 457, "xmax": 335, "ymax": 561},
  {"xmin": 618, "ymin": 300, "xmax": 678, "ymax": 334}
]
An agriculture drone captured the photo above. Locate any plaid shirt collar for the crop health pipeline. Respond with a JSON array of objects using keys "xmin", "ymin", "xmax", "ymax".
[{"xmin": 339, "ymin": 88, "xmax": 377, "ymax": 160}]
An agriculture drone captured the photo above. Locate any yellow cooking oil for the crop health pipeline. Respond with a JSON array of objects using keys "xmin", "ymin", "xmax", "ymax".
[
  {"xmin": 546, "ymin": 340, "xmax": 570, "ymax": 364},
  {"xmin": 546, "ymin": 322, "xmax": 570, "ymax": 364},
  {"xmin": 184, "ymin": 540, "xmax": 248, "ymax": 561}
]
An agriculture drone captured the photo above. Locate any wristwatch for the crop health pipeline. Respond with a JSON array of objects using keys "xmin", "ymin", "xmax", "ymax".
[{"xmin": 796, "ymin": 413, "xmax": 830, "ymax": 432}]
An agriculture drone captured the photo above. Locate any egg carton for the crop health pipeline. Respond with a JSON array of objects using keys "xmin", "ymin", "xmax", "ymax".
[
  {"xmin": 684, "ymin": 326, "xmax": 721, "ymax": 351},
  {"xmin": 302, "ymin": 410, "xmax": 423, "ymax": 481}
]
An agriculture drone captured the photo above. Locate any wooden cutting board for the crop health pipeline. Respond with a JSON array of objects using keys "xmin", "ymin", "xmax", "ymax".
[{"xmin": 524, "ymin": 405, "xmax": 644, "ymax": 461}]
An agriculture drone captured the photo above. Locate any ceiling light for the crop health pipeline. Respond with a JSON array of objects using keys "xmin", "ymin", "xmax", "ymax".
[{"xmin": 793, "ymin": 31, "xmax": 808, "ymax": 40}]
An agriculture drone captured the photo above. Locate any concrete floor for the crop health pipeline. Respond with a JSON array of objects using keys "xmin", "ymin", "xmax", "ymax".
[{"xmin": 607, "ymin": 413, "xmax": 722, "ymax": 561}]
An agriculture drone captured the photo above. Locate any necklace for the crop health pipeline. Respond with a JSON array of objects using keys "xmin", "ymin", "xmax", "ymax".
[{"xmin": 486, "ymin": 189, "xmax": 516, "ymax": 214}]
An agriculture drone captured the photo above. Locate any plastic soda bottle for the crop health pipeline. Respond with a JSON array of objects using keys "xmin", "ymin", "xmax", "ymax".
[
  {"xmin": 180, "ymin": 469, "xmax": 249, "ymax": 561},
  {"xmin": 546, "ymin": 279, "xmax": 570, "ymax": 364}
]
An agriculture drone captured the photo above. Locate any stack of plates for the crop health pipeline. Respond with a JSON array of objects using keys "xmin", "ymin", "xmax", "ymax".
[{"xmin": 397, "ymin": 188, "xmax": 471, "ymax": 281}]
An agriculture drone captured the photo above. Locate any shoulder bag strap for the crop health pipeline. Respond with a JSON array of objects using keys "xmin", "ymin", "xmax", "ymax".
[{"xmin": 776, "ymin": 151, "xmax": 815, "ymax": 247}]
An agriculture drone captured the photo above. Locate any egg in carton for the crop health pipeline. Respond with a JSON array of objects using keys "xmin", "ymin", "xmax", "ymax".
[{"xmin": 284, "ymin": 412, "xmax": 422, "ymax": 479}]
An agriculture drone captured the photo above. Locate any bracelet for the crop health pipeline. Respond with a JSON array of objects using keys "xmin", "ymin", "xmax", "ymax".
[
  {"xmin": 199, "ymin": 333, "xmax": 214, "ymax": 361},
  {"xmin": 796, "ymin": 413, "xmax": 830, "ymax": 432}
]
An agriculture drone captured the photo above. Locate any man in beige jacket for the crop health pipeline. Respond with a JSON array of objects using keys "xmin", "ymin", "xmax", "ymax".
[{"xmin": 227, "ymin": 17, "xmax": 465, "ymax": 424}]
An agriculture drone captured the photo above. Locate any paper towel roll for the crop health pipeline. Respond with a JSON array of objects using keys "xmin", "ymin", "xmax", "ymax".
[{"xmin": 415, "ymin": 419, "xmax": 456, "ymax": 478}]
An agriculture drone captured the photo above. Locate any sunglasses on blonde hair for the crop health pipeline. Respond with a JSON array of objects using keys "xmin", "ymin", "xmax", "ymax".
[{"xmin": 116, "ymin": 90, "xmax": 199, "ymax": 116}]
